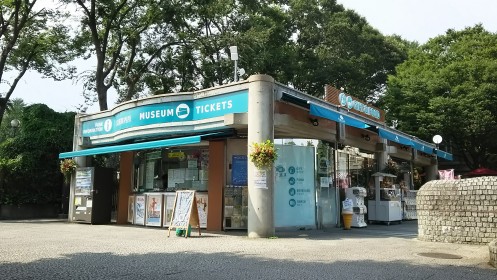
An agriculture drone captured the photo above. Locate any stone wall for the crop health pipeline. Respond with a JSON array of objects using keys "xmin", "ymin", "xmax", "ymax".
[{"xmin": 417, "ymin": 177, "xmax": 497, "ymax": 245}]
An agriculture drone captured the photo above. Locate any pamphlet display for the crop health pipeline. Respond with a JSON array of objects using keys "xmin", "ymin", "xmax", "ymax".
[{"xmin": 224, "ymin": 185, "xmax": 248, "ymax": 229}]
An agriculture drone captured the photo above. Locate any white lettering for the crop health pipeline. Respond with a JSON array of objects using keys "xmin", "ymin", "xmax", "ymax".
[{"xmin": 139, "ymin": 109, "xmax": 175, "ymax": 120}]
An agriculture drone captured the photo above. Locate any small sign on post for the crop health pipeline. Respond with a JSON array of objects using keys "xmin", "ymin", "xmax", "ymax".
[{"xmin": 167, "ymin": 190, "xmax": 201, "ymax": 238}]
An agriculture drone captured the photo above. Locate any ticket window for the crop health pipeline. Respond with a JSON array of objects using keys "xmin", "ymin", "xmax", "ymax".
[{"xmin": 133, "ymin": 148, "xmax": 209, "ymax": 193}]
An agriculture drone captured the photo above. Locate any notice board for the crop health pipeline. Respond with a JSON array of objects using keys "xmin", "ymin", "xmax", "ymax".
[{"xmin": 167, "ymin": 190, "xmax": 201, "ymax": 237}]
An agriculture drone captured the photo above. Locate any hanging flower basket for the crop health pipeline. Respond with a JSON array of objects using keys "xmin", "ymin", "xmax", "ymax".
[
  {"xmin": 249, "ymin": 140, "xmax": 278, "ymax": 169},
  {"xmin": 60, "ymin": 158, "xmax": 78, "ymax": 184}
]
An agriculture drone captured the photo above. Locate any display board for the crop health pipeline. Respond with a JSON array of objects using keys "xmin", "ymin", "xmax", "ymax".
[
  {"xmin": 274, "ymin": 145, "xmax": 316, "ymax": 228},
  {"xmin": 167, "ymin": 190, "xmax": 201, "ymax": 237},
  {"xmin": 127, "ymin": 195, "xmax": 134, "ymax": 223},
  {"xmin": 134, "ymin": 195, "xmax": 146, "ymax": 225},
  {"xmin": 145, "ymin": 194, "xmax": 163, "ymax": 227}
]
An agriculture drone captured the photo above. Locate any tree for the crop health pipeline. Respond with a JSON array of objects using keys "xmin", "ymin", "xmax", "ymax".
[
  {"xmin": 66, "ymin": 0, "xmax": 186, "ymax": 110},
  {"xmin": 0, "ymin": 0, "xmax": 75, "ymax": 124},
  {"xmin": 288, "ymin": 0, "xmax": 407, "ymax": 100},
  {"xmin": 382, "ymin": 25, "xmax": 497, "ymax": 169}
]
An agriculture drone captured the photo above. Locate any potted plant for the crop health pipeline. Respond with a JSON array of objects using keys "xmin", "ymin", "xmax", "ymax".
[
  {"xmin": 249, "ymin": 140, "xmax": 278, "ymax": 169},
  {"xmin": 60, "ymin": 158, "xmax": 78, "ymax": 184}
]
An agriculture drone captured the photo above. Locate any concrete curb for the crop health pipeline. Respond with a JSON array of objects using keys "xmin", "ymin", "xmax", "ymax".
[{"xmin": 490, "ymin": 239, "xmax": 497, "ymax": 268}]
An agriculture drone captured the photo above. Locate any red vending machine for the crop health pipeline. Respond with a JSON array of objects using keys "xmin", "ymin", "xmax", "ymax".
[{"xmin": 72, "ymin": 167, "xmax": 114, "ymax": 224}]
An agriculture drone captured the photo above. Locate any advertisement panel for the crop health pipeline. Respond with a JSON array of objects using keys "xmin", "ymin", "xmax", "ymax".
[{"xmin": 274, "ymin": 145, "xmax": 316, "ymax": 227}]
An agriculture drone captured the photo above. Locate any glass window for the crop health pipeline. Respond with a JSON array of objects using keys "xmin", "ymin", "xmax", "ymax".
[{"xmin": 133, "ymin": 147, "xmax": 209, "ymax": 192}]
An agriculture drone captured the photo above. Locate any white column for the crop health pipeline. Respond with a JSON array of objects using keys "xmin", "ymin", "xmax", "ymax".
[{"xmin": 247, "ymin": 75, "xmax": 275, "ymax": 238}]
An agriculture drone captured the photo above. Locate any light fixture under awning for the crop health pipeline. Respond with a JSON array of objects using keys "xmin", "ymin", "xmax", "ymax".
[
  {"xmin": 309, "ymin": 103, "xmax": 369, "ymax": 129},
  {"xmin": 59, "ymin": 135, "xmax": 202, "ymax": 159}
]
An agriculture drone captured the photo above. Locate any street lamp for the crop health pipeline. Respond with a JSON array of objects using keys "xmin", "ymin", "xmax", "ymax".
[
  {"xmin": 10, "ymin": 119, "xmax": 20, "ymax": 137},
  {"xmin": 432, "ymin": 134, "xmax": 442, "ymax": 149},
  {"xmin": 230, "ymin": 46, "xmax": 238, "ymax": 82}
]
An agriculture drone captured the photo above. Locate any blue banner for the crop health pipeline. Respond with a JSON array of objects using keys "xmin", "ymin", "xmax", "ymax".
[
  {"xmin": 82, "ymin": 90, "xmax": 248, "ymax": 137},
  {"xmin": 231, "ymin": 155, "xmax": 248, "ymax": 186}
]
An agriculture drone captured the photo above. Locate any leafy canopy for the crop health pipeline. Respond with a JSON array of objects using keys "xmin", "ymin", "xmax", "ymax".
[{"xmin": 382, "ymin": 25, "xmax": 497, "ymax": 169}]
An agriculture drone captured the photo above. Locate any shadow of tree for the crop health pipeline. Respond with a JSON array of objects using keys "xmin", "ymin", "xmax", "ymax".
[{"xmin": 1, "ymin": 250, "xmax": 495, "ymax": 280}]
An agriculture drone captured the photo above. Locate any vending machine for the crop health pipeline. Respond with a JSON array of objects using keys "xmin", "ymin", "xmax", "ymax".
[{"xmin": 72, "ymin": 167, "xmax": 114, "ymax": 224}]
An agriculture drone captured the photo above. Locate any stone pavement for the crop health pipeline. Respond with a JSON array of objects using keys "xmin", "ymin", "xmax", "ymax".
[{"xmin": 0, "ymin": 219, "xmax": 496, "ymax": 280}]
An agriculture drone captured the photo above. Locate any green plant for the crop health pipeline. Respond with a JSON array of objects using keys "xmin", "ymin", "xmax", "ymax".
[
  {"xmin": 60, "ymin": 158, "xmax": 78, "ymax": 184},
  {"xmin": 249, "ymin": 140, "xmax": 278, "ymax": 169}
]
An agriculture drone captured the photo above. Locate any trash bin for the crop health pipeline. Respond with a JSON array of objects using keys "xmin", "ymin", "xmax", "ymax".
[{"xmin": 342, "ymin": 211, "xmax": 353, "ymax": 230}]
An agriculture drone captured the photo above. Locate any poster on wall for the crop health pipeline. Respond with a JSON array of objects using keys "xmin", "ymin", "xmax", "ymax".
[
  {"xmin": 274, "ymin": 145, "xmax": 316, "ymax": 228},
  {"xmin": 74, "ymin": 168, "xmax": 92, "ymax": 196},
  {"xmin": 134, "ymin": 195, "xmax": 146, "ymax": 225},
  {"xmin": 196, "ymin": 193, "xmax": 208, "ymax": 228},
  {"xmin": 254, "ymin": 170, "xmax": 267, "ymax": 189},
  {"xmin": 145, "ymin": 194, "xmax": 163, "ymax": 227},
  {"xmin": 127, "ymin": 196, "xmax": 134, "ymax": 223},
  {"xmin": 163, "ymin": 193, "xmax": 176, "ymax": 227},
  {"xmin": 232, "ymin": 155, "xmax": 248, "ymax": 186}
]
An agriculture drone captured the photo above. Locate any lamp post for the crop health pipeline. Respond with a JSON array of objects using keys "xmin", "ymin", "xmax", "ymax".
[
  {"xmin": 10, "ymin": 119, "xmax": 20, "ymax": 137},
  {"xmin": 431, "ymin": 134, "xmax": 443, "ymax": 180},
  {"xmin": 432, "ymin": 134, "xmax": 442, "ymax": 149},
  {"xmin": 230, "ymin": 46, "xmax": 238, "ymax": 82}
]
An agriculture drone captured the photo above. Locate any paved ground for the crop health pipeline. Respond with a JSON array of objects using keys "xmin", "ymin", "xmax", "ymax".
[{"xmin": 0, "ymin": 219, "xmax": 495, "ymax": 279}]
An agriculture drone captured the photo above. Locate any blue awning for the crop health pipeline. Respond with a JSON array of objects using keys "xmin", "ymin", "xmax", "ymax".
[
  {"xmin": 378, "ymin": 128, "xmax": 414, "ymax": 146},
  {"xmin": 309, "ymin": 104, "xmax": 369, "ymax": 129},
  {"xmin": 59, "ymin": 135, "xmax": 202, "ymax": 159},
  {"xmin": 412, "ymin": 140, "xmax": 433, "ymax": 154},
  {"xmin": 435, "ymin": 149, "xmax": 453, "ymax": 161}
]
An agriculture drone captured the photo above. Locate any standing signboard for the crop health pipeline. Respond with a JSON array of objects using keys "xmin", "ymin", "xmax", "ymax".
[{"xmin": 167, "ymin": 190, "xmax": 201, "ymax": 237}]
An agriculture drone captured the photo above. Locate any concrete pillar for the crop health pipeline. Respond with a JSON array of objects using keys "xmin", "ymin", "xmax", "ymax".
[
  {"xmin": 247, "ymin": 75, "xmax": 275, "ymax": 238},
  {"xmin": 425, "ymin": 157, "xmax": 438, "ymax": 181}
]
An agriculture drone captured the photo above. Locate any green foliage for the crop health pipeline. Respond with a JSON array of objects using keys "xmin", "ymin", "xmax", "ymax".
[
  {"xmin": 382, "ymin": 25, "xmax": 497, "ymax": 169},
  {"xmin": 0, "ymin": 2, "xmax": 75, "ymax": 123},
  {"xmin": 0, "ymin": 104, "xmax": 75, "ymax": 205},
  {"xmin": 66, "ymin": 0, "xmax": 405, "ymax": 109},
  {"xmin": 250, "ymin": 140, "xmax": 278, "ymax": 169}
]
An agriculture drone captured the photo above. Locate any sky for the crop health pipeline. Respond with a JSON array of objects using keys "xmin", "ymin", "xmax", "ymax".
[{"xmin": 9, "ymin": 0, "xmax": 497, "ymax": 113}]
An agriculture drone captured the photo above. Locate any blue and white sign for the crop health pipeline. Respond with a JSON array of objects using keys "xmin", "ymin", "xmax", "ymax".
[
  {"xmin": 82, "ymin": 90, "xmax": 248, "ymax": 137},
  {"xmin": 274, "ymin": 145, "xmax": 315, "ymax": 228},
  {"xmin": 231, "ymin": 155, "xmax": 248, "ymax": 186}
]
